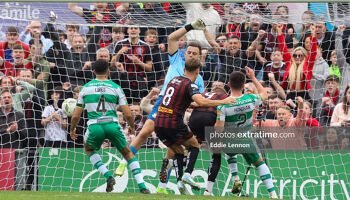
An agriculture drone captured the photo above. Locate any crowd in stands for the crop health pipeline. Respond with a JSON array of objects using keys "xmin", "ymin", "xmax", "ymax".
[{"xmin": 0, "ymin": 2, "xmax": 350, "ymax": 189}]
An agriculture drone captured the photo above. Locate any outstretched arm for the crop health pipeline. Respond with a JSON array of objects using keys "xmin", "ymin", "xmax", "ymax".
[
  {"xmin": 204, "ymin": 28, "xmax": 221, "ymax": 54},
  {"xmin": 68, "ymin": 3, "xmax": 83, "ymax": 17},
  {"xmin": 277, "ymin": 24, "xmax": 292, "ymax": 64},
  {"xmin": 168, "ymin": 19, "xmax": 206, "ymax": 55},
  {"xmin": 335, "ymin": 25, "xmax": 348, "ymax": 72}
]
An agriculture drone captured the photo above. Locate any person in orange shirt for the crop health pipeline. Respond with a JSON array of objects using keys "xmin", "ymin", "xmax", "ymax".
[{"xmin": 260, "ymin": 96, "xmax": 308, "ymax": 150}]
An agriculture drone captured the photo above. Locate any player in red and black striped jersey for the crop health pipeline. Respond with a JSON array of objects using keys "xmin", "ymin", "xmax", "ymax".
[
  {"xmin": 188, "ymin": 87, "xmax": 227, "ymax": 195},
  {"xmin": 189, "ymin": 88, "xmax": 227, "ymax": 143},
  {"xmin": 154, "ymin": 58, "xmax": 234, "ymax": 194}
]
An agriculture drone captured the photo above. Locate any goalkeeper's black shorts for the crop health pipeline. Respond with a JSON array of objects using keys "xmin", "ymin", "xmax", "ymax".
[{"xmin": 188, "ymin": 111, "xmax": 217, "ymax": 143}]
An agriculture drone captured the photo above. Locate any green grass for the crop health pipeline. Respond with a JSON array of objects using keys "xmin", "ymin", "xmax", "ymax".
[{"xmin": 0, "ymin": 191, "xmax": 267, "ymax": 200}]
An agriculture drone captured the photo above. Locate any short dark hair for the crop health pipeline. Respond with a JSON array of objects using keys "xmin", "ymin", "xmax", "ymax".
[
  {"xmin": 185, "ymin": 58, "xmax": 201, "ymax": 72},
  {"xmin": 326, "ymin": 75, "xmax": 340, "ymax": 83},
  {"xmin": 1, "ymin": 89, "xmax": 11, "ymax": 96},
  {"xmin": 187, "ymin": 41, "xmax": 202, "ymax": 55},
  {"xmin": 229, "ymin": 71, "xmax": 245, "ymax": 90},
  {"xmin": 268, "ymin": 94, "xmax": 282, "ymax": 101},
  {"xmin": 112, "ymin": 26, "xmax": 125, "ymax": 34},
  {"xmin": 52, "ymin": 86, "xmax": 63, "ymax": 96},
  {"xmin": 93, "ymin": 59, "xmax": 109, "ymax": 75},
  {"xmin": 6, "ymin": 26, "xmax": 19, "ymax": 35},
  {"xmin": 29, "ymin": 39, "xmax": 43, "ymax": 48}
]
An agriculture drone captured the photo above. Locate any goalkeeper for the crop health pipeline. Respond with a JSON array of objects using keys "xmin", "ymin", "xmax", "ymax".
[
  {"xmin": 70, "ymin": 59, "xmax": 150, "ymax": 194},
  {"xmin": 115, "ymin": 19, "xmax": 206, "ymax": 179}
]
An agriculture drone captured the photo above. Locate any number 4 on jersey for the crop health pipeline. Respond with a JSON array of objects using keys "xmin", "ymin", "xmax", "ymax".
[{"xmin": 96, "ymin": 95, "xmax": 107, "ymax": 115}]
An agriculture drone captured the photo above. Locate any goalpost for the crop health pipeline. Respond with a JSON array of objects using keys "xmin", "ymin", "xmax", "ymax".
[{"xmin": 0, "ymin": 1, "xmax": 349, "ymax": 199}]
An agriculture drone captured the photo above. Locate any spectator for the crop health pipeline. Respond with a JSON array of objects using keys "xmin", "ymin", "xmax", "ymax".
[
  {"xmin": 64, "ymin": 22, "xmax": 80, "ymax": 50},
  {"xmin": 183, "ymin": 3, "xmax": 221, "ymax": 49},
  {"xmin": 43, "ymin": 20, "xmax": 73, "ymax": 91},
  {"xmin": 18, "ymin": 68, "xmax": 44, "ymax": 190},
  {"xmin": 275, "ymin": 5, "xmax": 294, "ymax": 33},
  {"xmin": 113, "ymin": 25, "xmax": 152, "ymax": 102},
  {"xmin": 298, "ymin": 19, "xmax": 335, "ymax": 64},
  {"xmin": 295, "ymin": 11, "xmax": 315, "ymax": 41},
  {"xmin": 215, "ymin": 34, "xmax": 228, "ymax": 49},
  {"xmin": 0, "ymin": 90, "xmax": 25, "ymax": 148},
  {"xmin": 330, "ymin": 85, "xmax": 350, "ymax": 127},
  {"xmin": 262, "ymin": 48, "xmax": 287, "ymax": 86},
  {"xmin": 244, "ymin": 82, "xmax": 257, "ymax": 95},
  {"xmin": 67, "ymin": 34, "xmax": 91, "ymax": 87},
  {"xmin": 335, "ymin": 25, "xmax": 350, "ymax": 95},
  {"xmin": 0, "ymin": 27, "xmax": 29, "ymax": 63},
  {"xmin": 0, "ymin": 76, "xmax": 35, "ymax": 113},
  {"xmin": 20, "ymin": 21, "xmax": 53, "ymax": 54},
  {"xmin": 41, "ymin": 86, "xmax": 68, "ymax": 147},
  {"xmin": 106, "ymin": 27, "xmax": 126, "ymax": 55},
  {"xmin": 240, "ymin": 13, "xmax": 264, "ymax": 51},
  {"xmin": 218, "ymin": 7, "xmax": 247, "ymax": 39},
  {"xmin": 22, "ymin": 39, "xmax": 50, "ymax": 100},
  {"xmin": 277, "ymin": 24, "xmax": 317, "ymax": 101},
  {"xmin": 328, "ymin": 50, "xmax": 341, "ymax": 82},
  {"xmin": 320, "ymin": 75, "xmax": 341, "ymax": 126},
  {"xmin": 321, "ymin": 127, "xmax": 349, "ymax": 150},
  {"xmin": 0, "ymin": 44, "xmax": 28, "ymax": 77},
  {"xmin": 144, "ymin": 29, "xmax": 168, "ymax": 89},
  {"xmin": 260, "ymin": 97, "xmax": 308, "ymax": 150},
  {"xmin": 209, "ymin": 30, "xmax": 265, "ymax": 84},
  {"xmin": 302, "ymin": 100, "xmax": 322, "ymax": 149},
  {"xmin": 266, "ymin": 94, "xmax": 283, "ymax": 119},
  {"xmin": 309, "ymin": 47, "xmax": 330, "ymax": 114},
  {"xmin": 200, "ymin": 48, "xmax": 220, "ymax": 85},
  {"xmin": 68, "ymin": 3, "xmax": 119, "ymax": 48}
]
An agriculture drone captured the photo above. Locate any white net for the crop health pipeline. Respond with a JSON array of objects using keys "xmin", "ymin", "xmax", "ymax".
[{"xmin": 0, "ymin": 2, "xmax": 349, "ymax": 199}]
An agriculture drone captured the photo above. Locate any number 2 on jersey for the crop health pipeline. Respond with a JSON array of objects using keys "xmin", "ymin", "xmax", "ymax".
[
  {"xmin": 162, "ymin": 87, "xmax": 175, "ymax": 106},
  {"xmin": 96, "ymin": 95, "xmax": 107, "ymax": 115},
  {"xmin": 237, "ymin": 113, "xmax": 247, "ymax": 127}
]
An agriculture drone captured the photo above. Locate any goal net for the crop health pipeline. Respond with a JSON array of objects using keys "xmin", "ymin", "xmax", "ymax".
[{"xmin": 0, "ymin": 2, "xmax": 349, "ymax": 199}]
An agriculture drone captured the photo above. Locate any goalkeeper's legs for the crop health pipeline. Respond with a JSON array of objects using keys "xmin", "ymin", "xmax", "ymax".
[
  {"xmin": 251, "ymin": 155, "xmax": 277, "ymax": 198},
  {"xmin": 84, "ymin": 143, "xmax": 115, "ymax": 192},
  {"xmin": 205, "ymin": 153, "xmax": 222, "ymax": 195},
  {"xmin": 120, "ymin": 145, "xmax": 150, "ymax": 194},
  {"xmin": 115, "ymin": 119, "xmax": 155, "ymax": 176}
]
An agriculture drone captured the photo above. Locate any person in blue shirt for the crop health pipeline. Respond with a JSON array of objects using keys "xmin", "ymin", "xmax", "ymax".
[{"xmin": 115, "ymin": 19, "xmax": 207, "ymax": 181}]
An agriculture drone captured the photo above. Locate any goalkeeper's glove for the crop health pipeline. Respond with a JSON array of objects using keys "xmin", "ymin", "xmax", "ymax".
[
  {"xmin": 185, "ymin": 19, "xmax": 206, "ymax": 32},
  {"xmin": 191, "ymin": 19, "xmax": 206, "ymax": 30}
]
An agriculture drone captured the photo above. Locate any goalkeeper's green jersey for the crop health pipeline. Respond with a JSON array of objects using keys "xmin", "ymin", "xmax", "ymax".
[
  {"xmin": 77, "ymin": 79, "xmax": 128, "ymax": 123},
  {"xmin": 217, "ymin": 94, "xmax": 263, "ymax": 128}
]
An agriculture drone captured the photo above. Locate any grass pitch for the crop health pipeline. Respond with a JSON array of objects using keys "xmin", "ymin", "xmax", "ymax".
[{"xmin": 0, "ymin": 191, "xmax": 267, "ymax": 200}]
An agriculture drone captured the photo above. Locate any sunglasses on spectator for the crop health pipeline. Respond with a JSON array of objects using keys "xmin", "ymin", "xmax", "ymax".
[
  {"xmin": 216, "ymin": 39, "xmax": 227, "ymax": 43},
  {"xmin": 293, "ymin": 54, "xmax": 304, "ymax": 58}
]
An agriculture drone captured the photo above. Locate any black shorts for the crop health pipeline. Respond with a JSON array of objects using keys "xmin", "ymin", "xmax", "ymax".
[
  {"xmin": 188, "ymin": 111, "xmax": 217, "ymax": 143},
  {"xmin": 155, "ymin": 125, "xmax": 193, "ymax": 147}
]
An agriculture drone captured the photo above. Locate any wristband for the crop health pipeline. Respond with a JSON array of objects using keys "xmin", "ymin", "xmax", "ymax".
[{"xmin": 185, "ymin": 24, "xmax": 194, "ymax": 32}]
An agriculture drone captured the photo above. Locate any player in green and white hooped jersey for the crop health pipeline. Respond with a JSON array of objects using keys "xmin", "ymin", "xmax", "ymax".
[
  {"xmin": 215, "ymin": 67, "xmax": 277, "ymax": 198},
  {"xmin": 70, "ymin": 59, "xmax": 150, "ymax": 194}
]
